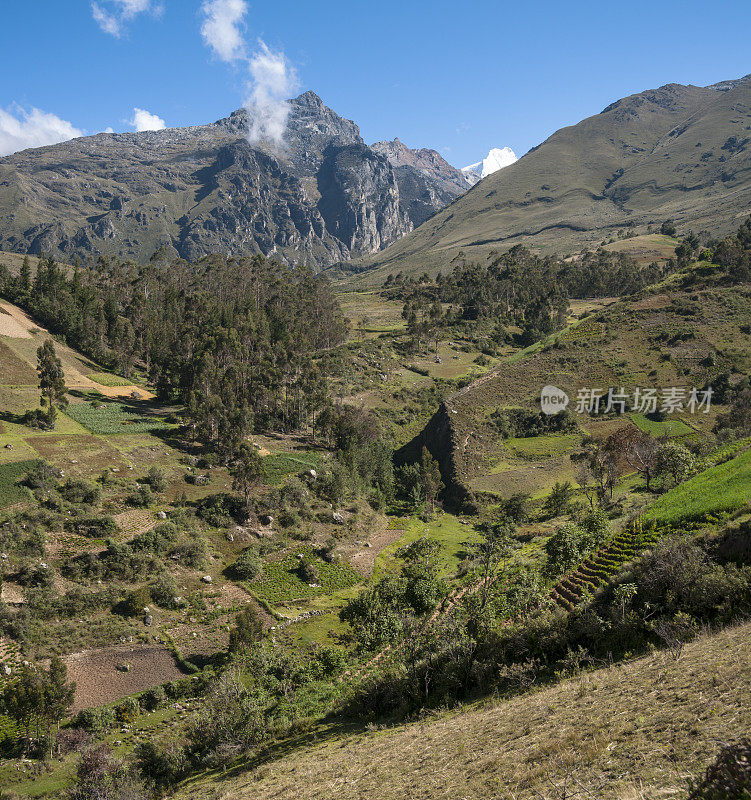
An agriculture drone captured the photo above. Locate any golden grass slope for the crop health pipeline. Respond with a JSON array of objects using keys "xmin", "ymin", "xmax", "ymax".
[{"xmin": 179, "ymin": 621, "xmax": 751, "ymax": 800}]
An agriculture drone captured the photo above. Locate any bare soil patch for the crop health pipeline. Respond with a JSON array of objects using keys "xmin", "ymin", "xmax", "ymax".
[
  {"xmin": 64, "ymin": 645, "xmax": 184, "ymax": 712},
  {"xmin": 0, "ymin": 303, "xmax": 34, "ymax": 338}
]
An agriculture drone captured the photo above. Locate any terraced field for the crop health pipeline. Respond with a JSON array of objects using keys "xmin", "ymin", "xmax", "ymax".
[{"xmin": 550, "ymin": 518, "xmax": 661, "ymax": 611}]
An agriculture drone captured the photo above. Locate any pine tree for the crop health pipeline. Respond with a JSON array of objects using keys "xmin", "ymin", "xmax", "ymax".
[{"xmin": 19, "ymin": 255, "xmax": 31, "ymax": 297}]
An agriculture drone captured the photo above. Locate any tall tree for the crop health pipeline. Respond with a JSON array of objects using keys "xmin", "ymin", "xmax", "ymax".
[
  {"xmin": 36, "ymin": 339, "xmax": 67, "ymax": 426},
  {"xmin": 230, "ymin": 444, "xmax": 263, "ymax": 513}
]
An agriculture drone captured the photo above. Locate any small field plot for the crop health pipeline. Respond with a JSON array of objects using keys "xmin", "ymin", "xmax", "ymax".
[
  {"xmin": 504, "ymin": 432, "xmax": 582, "ymax": 460},
  {"xmin": 643, "ymin": 447, "xmax": 751, "ymax": 523},
  {"xmin": 261, "ymin": 451, "xmax": 324, "ymax": 485},
  {"xmin": 250, "ymin": 545, "xmax": 361, "ymax": 604},
  {"xmin": 602, "ymin": 233, "xmax": 679, "ymax": 264},
  {"xmin": 337, "ymin": 290, "xmax": 406, "ymax": 339},
  {"xmin": 64, "ymin": 645, "xmax": 184, "ymax": 712},
  {"xmin": 629, "ymin": 412, "xmax": 694, "ymax": 438},
  {"xmin": 0, "ymin": 458, "xmax": 38, "ymax": 507},
  {"xmin": 88, "ymin": 371, "xmax": 141, "ymax": 387},
  {"xmin": 373, "ymin": 513, "xmax": 477, "ymax": 581},
  {"xmin": 26, "ymin": 434, "xmax": 128, "ymax": 477},
  {"xmin": 66, "ymin": 399, "xmax": 174, "ymax": 436},
  {"xmin": 470, "ymin": 455, "xmax": 579, "ymax": 500},
  {"xmin": 0, "ymin": 340, "xmax": 38, "ymax": 383},
  {"xmin": 406, "ymin": 343, "xmax": 493, "ymax": 381}
]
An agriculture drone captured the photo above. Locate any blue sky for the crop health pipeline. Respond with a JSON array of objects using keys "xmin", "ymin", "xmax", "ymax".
[{"xmin": 1, "ymin": 0, "xmax": 750, "ymax": 166}]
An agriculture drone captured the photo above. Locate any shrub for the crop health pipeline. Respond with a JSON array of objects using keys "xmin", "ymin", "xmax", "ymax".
[
  {"xmin": 169, "ymin": 537, "xmax": 208, "ymax": 569},
  {"xmin": 130, "ymin": 522, "xmax": 178, "ymax": 554},
  {"xmin": 298, "ymin": 555, "xmax": 319, "ymax": 584},
  {"xmin": 688, "ymin": 738, "xmax": 751, "ymax": 800},
  {"xmin": 121, "ymin": 586, "xmax": 152, "ymax": 617},
  {"xmin": 59, "ymin": 479, "xmax": 101, "ymax": 506},
  {"xmin": 23, "ymin": 462, "xmax": 62, "ymax": 490},
  {"xmin": 115, "ymin": 697, "xmax": 140, "ymax": 725},
  {"xmin": 56, "ymin": 727, "xmax": 91, "ymax": 756},
  {"xmin": 74, "ymin": 706, "xmax": 115, "ymax": 737},
  {"xmin": 196, "ymin": 493, "xmax": 242, "ymax": 527},
  {"xmin": 149, "ymin": 572, "xmax": 178, "ymax": 608},
  {"xmin": 228, "ymin": 548, "xmax": 261, "ymax": 581},
  {"xmin": 147, "ymin": 466, "xmax": 167, "ymax": 493},
  {"xmin": 127, "ymin": 485, "xmax": 154, "ymax": 508},
  {"xmin": 139, "ymin": 686, "xmax": 166, "ymax": 712},
  {"xmin": 65, "ymin": 515, "xmax": 118, "ymax": 538}
]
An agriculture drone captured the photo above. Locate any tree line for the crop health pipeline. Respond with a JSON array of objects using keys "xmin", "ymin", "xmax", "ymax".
[{"xmin": 0, "ymin": 252, "xmax": 348, "ymax": 453}]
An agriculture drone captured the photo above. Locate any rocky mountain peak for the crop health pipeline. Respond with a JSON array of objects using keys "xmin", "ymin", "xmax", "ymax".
[{"xmin": 0, "ymin": 92, "xmax": 468, "ymax": 267}]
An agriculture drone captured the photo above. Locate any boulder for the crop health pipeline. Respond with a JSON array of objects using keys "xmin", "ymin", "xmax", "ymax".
[{"xmin": 332, "ymin": 512, "xmax": 345, "ymax": 524}]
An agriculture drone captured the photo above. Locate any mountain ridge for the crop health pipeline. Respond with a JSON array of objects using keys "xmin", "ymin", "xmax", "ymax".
[
  {"xmin": 344, "ymin": 75, "xmax": 751, "ymax": 282},
  {"xmin": 0, "ymin": 92, "xmax": 466, "ymax": 268}
]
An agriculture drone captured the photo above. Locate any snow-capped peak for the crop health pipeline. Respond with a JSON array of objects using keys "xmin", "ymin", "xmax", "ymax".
[{"xmin": 461, "ymin": 146, "xmax": 517, "ymax": 185}]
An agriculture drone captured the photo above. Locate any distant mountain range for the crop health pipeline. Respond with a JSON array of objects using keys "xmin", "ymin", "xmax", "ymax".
[
  {"xmin": 350, "ymin": 75, "xmax": 751, "ymax": 281},
  {"xmin": 461, "ymin": 147, "xmax": 518, "ymax": 185},
  {"xmin": 0, "ymin": 92, "xmax": 467, "ymax": 268}
]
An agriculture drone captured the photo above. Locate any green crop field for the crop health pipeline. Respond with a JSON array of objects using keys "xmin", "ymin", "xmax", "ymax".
[
  {"xmin": 87, "ymin": 371, "xmax": 138, "ymax": 387},
  {"xmin": 66, "ymin": 400, "xmax": 173, "ymax": 436},
  {"xmin": 628, "ymin": 412, "xmax": 694, "ymax": 438},
  {"xmin": 644, "ymin": 448, "xmax": 751, "ymax": 523},
  {"xmin": 260, "ymin": 451, "xmax": 324, "ymax": 485},
  {"xmin": 373, "ymin": 513, "xmax": 477, "ymax": 581},
  {"xmin": 0, "ymin": 458, "xmax": 38, "ymax": 507},
  {"xmin": 250, "ymin": 545, "xmax": 361, "ymax": 604}
]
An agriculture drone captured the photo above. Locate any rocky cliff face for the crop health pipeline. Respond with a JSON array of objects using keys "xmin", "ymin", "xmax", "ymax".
[
  {"xmin": 0, "ymin": 92, "xmax": 464, "ymax": 267},
  {"xmin": 371, "ymin": 138, "xmax": 470, "ymax": 226}
]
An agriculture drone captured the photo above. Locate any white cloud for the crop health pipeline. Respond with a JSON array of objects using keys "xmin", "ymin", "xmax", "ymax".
[
  {"xmin": 199, "ymin": 1, "xmax": 297, "ymax": 147},
  {"xmin": 245, "ymin": 42, "xmax": 297, "ymax": 145},
  {"xmin": 200, "ymin": 0, "xmax": 247, "ymax": 63},
  {"xmin": 0, "ymin": 106, "xmax": 83, "ymax": 157},
  {"xmin": 91, "ymin": 0, "xmax": 162, "ymax": 37},
  {"xmin": 130, "ymin": 108, "xmax": 166, "ymax": 132}
]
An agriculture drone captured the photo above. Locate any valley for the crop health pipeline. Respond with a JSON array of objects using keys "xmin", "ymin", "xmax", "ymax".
[{"xmin": 0, "ymin": 21, "xmax": 750, "ymax": 795}]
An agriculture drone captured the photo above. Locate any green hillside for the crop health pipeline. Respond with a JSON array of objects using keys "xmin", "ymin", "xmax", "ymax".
[{"xmin": 342, "ymin": 76, "xmax": 751, "ymax": 284}]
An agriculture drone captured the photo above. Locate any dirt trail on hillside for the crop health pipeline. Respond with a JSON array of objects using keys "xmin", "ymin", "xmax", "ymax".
[{"xmin": 0, "ymin": 301, "xmax": 154, "ymax": 399}]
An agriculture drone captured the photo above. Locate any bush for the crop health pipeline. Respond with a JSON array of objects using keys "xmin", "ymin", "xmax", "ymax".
[
  {"xmin": 196, "ymin": 493, "xmax": 243, "ymax": 527},
  {"xmin": 169, "ymin": 537, "xmax": 208, "ymax": 569},
  {"xmin": 74, "ymin": 706, "xmax": 115, "ymax": 737},
  {"xmin": 121, "ymin": 586, "xmax": 152, "ymax": 617},
  {"xmin": 227, "ymin": 548, "xmax": 261, "ymax": 581},
  {"xmin": 56, "ymin": 727, "xmax": 91, "ymax": 756},
  {"xmin": 23, "ymin": 462, "xmax": 62, "ymax": 490},
  {"xmin": 147, "ymin": 466, "xmax": 168, "ymax": 493},
  {"xmin": 59, "ymin": 479, "xmax": 100, "ymax": 506},
  {"xmin": 127, "ymin": 485, "xmax": 154, "ymax": 508},
  {"xmin": 298, "ymin": 555, "xmax": 319, "ymax": 584},
  {"xmin": 115, "ymin": 697, "xmax": 140, "ymax": 725},
  {"xmin": 150, "ymin": 572, "xmax": 178, "ymax": 608},
  {"xmin": 139, "ymin": 686, "xmax": 166, "ymax": 712},
  {"xmin": 65, "ymin": 515, "xmax": 118, "ymax": 538},
  {"xmin": 130, "ymin": 522, "xmax": 178, "ymax": 554}
]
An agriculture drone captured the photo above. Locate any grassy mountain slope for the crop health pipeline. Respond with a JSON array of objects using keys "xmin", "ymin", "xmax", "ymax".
[
  {"xmin": 177, "ymin": 621, "xmax": 751, "ymax": 800},
  {"xmin": 345, "ymin": 76, "xmax": 751, "ymax": 284},
  {"xmin": 398, "ymin": 261, "xmax": 751, "ymax": 505}
]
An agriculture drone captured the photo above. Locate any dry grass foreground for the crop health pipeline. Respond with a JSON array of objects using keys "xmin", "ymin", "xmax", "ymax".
[{"xmin": 180, "ymin": 621, "xmax": 751, "ymax": 800}]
